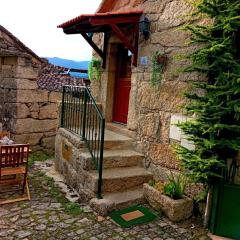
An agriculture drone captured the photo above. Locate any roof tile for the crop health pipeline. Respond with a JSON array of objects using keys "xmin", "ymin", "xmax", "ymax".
[{"xmin": 37, "ymin": 63, "xmax": 88, "ymax": 92}]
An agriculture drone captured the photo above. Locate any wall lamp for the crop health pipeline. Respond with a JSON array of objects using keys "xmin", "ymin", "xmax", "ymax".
[{"xmin": 139, "ymin": 16, "xmax": 150, "ymax": 40}]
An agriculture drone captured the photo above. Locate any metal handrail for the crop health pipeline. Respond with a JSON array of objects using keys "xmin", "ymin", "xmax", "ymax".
[{"xmin": 61, "ymin": 85, "xmax": 105, "ymax": 198}]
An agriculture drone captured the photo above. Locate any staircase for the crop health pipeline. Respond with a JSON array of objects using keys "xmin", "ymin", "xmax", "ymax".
[
  {"xmin": 80, "ymin": 124, "xmax": 153, "ymax": 214},
  {"xmin": 59, "ymin": 86, "xmax": 152, "ymax": 215}
]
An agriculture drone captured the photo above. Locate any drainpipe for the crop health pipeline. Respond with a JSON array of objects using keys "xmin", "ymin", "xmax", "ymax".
[{"xmin": 203, "ymin": 185, "xmax": 213, "ymax": 228}]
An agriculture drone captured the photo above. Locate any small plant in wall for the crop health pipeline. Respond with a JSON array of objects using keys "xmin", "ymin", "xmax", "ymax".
[
  {"xmin": 88, "ymin": 58, "xmax": 102, "ymax": 81},
  {"xmin": 150, "ymin": 51, "xmax": 167, "ymax": 88}
]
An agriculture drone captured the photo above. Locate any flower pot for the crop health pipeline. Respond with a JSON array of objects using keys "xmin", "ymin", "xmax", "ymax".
[
  {"xmin": 157, "ymin": 55, "xmax": 168, "ymax": 66},
  {"xmin": 143, "ymin": 183, "xmax": 193, "ymax": 222}
]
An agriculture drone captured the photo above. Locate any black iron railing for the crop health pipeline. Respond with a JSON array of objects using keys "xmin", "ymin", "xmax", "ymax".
[{"xmin": 61, "ymin": 85, "xmax": 105, "ymax": 198}]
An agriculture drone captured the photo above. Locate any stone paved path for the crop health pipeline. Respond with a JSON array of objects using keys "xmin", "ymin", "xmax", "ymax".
[{"xmin": 0, "ymin": 163, "xmax": 209, "ymax": 240}]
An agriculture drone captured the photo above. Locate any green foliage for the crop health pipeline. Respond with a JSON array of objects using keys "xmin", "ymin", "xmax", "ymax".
[
  {"xmin": 150, "ymin": 51, "xmax": 165, "ymax": 87},
  {"xmin": 164, "ymin": 182, "xmax": 176, "ymax": 198},
  {"xmin": 163, "ymin": 172, "xmax": 187, "ymax": 199},
  {"xmin": 148, "ymin": 179, "xmax": 156, "ymax": 187},
  {"xmin": 88, "ymin": 58, "xmax": 102, "ymax": 81},
  {"xmin": 175, "ymin": 0, "xmax": 240, "ymax": 185},
  {"xmin": 44, "ymin": 175, "xmax": 83, "ymax": 216},
  {"xmin": 64, "ymin": 202, "xmax": 84, "ymax": 215},
  {"xmin": 29, "ymin": 151, "xmax": 53, "ymax": 167}
]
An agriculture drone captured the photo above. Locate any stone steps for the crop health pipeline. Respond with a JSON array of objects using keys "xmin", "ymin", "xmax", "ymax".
[
  {"xmin": 80, "ymin": 149, "xmax": 144, "ymax": 170},
  {"xmin": 89, "ymin": 166, "xmax": 152, "ymax": 193},
  {"xmin": 102, "ymin": 129, "xmax": 134, "ymax": 150},
  {"xmin": 102, "ymin": 187, "xmax": 145, "ymax": 210},
  {"xmin": 80, "ymin": 126, "xmax": 152, "ymax": 215},
  {"xmin": 81, "ymin": 129, "xmax": 134, "ymax": 150}
]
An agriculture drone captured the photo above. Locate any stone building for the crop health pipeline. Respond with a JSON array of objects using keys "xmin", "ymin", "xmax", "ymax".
[
  {"xmin": 92, "ymin": 0, "xmax": 197, "ymax": 177},
  {"xmin": 56, "ymin": 0, "xmax": 200, "ymax": 211},
  {"xmin": 0, "ymin": 25, "xmax": 85, "ymax": 153}
]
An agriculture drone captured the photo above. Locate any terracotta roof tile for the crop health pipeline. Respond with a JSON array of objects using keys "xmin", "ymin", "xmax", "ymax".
[{"xmin": 37, "ymin": 63, "xmax": 88, "ymax": 92}]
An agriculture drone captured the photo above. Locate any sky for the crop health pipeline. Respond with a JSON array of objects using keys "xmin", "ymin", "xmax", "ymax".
[{"xmin": 0, "ymin": 0, "xmax": 102, "ymax": 61}]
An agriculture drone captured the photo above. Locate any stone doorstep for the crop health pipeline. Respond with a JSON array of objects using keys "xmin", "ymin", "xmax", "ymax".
[
  {"xmin": 90, "ymin": 187, "xmax": 145, "ymax": 216},
  {"xmin": 88, "ymin": 166, "xmax": 153, "ymax": 192},
  {"xmin": 106, "ymin": 123, "xmax": 136, "ymax": 139}
]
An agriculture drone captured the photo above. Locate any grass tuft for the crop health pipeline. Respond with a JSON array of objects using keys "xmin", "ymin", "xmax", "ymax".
[
  {"xmin": 29, "ymin": 151, "xmax": 53, "ymax": 167},
  {"xmin": 43, "ymin": 175, "xmax": 83, "ymax": 216}
]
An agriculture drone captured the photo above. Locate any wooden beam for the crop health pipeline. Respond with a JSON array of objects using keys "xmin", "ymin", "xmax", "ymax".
[
  {"xmin": 110, "ymin": 24, "xmax": 135, "ymax": 53},
  {"xmin": 90, "ymin": 15, "xmax": 141, "ymax": 26},
  {"xmin": 110, "ymin": 24, "xmax": 139, "ymax": 66},
  {"xmin": 132, "ymin": 22, "xmax": 139, "ymax": 66},
  {"xmin": 81, "ymin": 33, "xmax": 104, "ymax": 59},
  {"xmin": 102, "ymin": 32, "xmax": 110, "ymax": 69}
]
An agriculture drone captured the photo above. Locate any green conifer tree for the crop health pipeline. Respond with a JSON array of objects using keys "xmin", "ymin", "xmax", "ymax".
[{"xmin": 175, "ymin": 0, "xmax": 240, "ymax": 185}]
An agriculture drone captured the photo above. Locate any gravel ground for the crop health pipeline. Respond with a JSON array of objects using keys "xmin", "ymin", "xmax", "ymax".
[{"xmin": 0, "ymin": 162, "xmax": 210, "ymax": 240}]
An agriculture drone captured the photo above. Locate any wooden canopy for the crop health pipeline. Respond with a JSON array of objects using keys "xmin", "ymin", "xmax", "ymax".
[{"xmin": 58, "ymin": 11, "xmax": 143, "ymax": 67}]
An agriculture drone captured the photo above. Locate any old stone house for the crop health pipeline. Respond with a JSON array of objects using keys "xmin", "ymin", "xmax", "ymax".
[
  {"xmin": 56, "ymin": 0, "xmax": 199, "ymax": 212},
  {"xmin": 0, "ymin": 25, "xmax": 85, "ymax": 152}
]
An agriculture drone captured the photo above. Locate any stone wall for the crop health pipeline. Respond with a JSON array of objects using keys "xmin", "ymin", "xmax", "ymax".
[
  {"xmin": 91, "ymin": 0, "xmax": 201, "ymax": 179},
  {"xmin": 0, "ymin": 55, "xmax": 61, "ymax": 153},
  {"xmin": 55, "ymin": 128, "xmax": 96, "ymax": 201}
]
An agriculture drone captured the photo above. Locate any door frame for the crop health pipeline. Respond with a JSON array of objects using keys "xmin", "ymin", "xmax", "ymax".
[{"xmin": 112, "ymin": 44, "xmax": 132, "ymax": 125}]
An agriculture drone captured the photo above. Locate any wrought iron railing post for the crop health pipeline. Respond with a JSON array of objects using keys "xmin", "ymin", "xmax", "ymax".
[
  {"xmin": 82, "ymin": 87, "xmax": 87, "ymax": 140},
  {"xmin": 60, "ymin": 86, "xmax": 66, "ymax": 128},
  {"xmin": 97, "ymin": 118, "xmax": 105, "ymax": 199}
]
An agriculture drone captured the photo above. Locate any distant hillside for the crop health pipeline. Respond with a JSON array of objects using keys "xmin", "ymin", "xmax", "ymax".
[{"xmin": 46, "ymin": 57, "xmax": 89, "ymax": 78}]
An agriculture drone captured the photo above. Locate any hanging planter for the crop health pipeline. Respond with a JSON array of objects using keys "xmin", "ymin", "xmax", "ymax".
[
  {"xmin": 150, "ymin": 51, "xmax": 168, "ymax": 88},
  {"xmin": 88, "ymin": 58, "xmax": 102, "ymax": 81},
  {"xmin": 157, "ymin": 54, "xmax": 168, "ymax": 66}
]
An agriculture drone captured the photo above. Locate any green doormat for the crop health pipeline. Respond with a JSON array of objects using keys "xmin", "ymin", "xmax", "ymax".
[{"xmin": 109, "ymin": 205, "xmax": 157, "ymax": 228}]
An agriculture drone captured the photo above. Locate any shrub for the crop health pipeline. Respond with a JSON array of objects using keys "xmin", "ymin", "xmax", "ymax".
[
  {"xmin": 163, "ymin": 172, "xmax": 187, "ymax": 200},
  {"xmin": 175, "ymin": 0, "xmax": 240, "ymax": 185}
]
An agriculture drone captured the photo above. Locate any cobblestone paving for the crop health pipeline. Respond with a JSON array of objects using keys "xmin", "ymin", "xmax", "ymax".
[{"xmin": 0, "ymin": 166, "xmax": 209, "ymax": 240}]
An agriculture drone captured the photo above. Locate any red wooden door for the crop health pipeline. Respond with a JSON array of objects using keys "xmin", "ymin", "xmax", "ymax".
[{"xmin": 113, "ymin": 46, "xmax": 132, "ymax": 124}]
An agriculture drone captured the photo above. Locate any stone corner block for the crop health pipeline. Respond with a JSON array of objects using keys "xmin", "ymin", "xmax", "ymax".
[
  {"xmin": 15, "ymin": 65, "xmax": 39, "ymax": 79},
  {"xmin": 14, "ymin": 119, "xmax": 57, "ymax": 134},
  {"xmin": 17, "ymin": 89, "xmax": 48, "ymax": 103},
  {"xmin": 90, "ymin": 198, "xmax": 116, "ymax": 216},
  {"xmin": 49, "ymin": 92, "xmax": 62, "ymax": 103}
]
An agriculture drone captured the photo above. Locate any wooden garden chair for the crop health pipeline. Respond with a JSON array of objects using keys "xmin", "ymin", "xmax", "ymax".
[{"xmin": 0, "ymin": 144, "xmax": 31, "ymax": 205}]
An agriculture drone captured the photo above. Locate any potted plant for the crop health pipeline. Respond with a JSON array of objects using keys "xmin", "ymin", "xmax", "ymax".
[
  {"xmin": 157, "ymin": 54, "xmax": 168, "ymax": 66},
  {"xmin": 150, "ymin": 51, "xmax": 168, "ymax": 88},
  {"xmin": 143, "ymin": 172, "xmax": 193, "ymax": 222}
]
